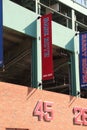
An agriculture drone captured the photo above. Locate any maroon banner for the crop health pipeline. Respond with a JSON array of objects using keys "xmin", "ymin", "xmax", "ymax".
[{"xmin": 41, "ymin": 13, "xmax": 54, "ymax": 81}]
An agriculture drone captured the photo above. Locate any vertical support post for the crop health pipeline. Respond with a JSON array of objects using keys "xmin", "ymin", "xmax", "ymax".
[
  {"xmin": 72, "ymin": 9, "xmax": 75, "ymax": 31},
  {"xmin": 35, "ymin": 0, "xmax": 38, "ymax": 14},
  {"xmin": 68, "ymin": 62, "xmax": 72, "ymax": 95},
  {"xmin": 38, "ymin": 0, "xmax": 41, "ymax": 15},
  {"xmin": 32, "ymin": 39, "xmax": 37, "ymax": 88},
  {"xmin": 32, "ymin": 17, "xmax": 42, "ymax": 89},
  {"xmin": 71, "ymin": 33, "xmax": 80, "ymax": 96},
  {"xmin": 70, "ymin": 53, "xmax": 77, "ymax": 96},
  {"xmin": 37, "ymin": 17, "xmax": 42, "ymax": 89},
  {"xmin": 35, "ymin": 0, "xmax": 40, "ymax": 15},
  {"xmin": 0, "ymin": 0, "xmax": 3, "ymax": 68}
]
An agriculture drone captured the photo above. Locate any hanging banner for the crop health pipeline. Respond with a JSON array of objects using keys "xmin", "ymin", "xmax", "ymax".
[
  {"xmin": 0, "ymin": 0, "xmax": 3, "ymax": 67},
  {"xmin": 41, "ymin": 13, "xmax": 54, "ymax": 81},
  {"xmin": 79, "ymin": 32, "xmax": 87, "ymax": 88}
]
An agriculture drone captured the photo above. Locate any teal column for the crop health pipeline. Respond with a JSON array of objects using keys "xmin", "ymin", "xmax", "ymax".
[
  {"xmin": 32, "ymin": 39, "xmax": 37, "ymax": 88},
  {"xmin": 71, "ymin": 53, "xmax": 77, "ymax": 96},
  {"xmin": 32, "ymin": 17, "xmax": 42, "ymax": 89},
  {"xmin": 36, "ymin": 17, "xmax": 42, "ymax": 89},
  {"xmin": 0, "ymin": 0, "xmax": 3, "ymax": 67},
  {"xmin": 71, "ymin": 33, "xmax": 80, "ymax": 96}
]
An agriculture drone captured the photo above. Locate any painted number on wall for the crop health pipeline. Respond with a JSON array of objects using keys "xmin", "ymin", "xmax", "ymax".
[
  {"xmin": 33, "ymin": 100, "xmax": 54, "ymax": 122},
  {"xmin": 73, "ymin": 107, "xmax": 87, "ymax": 125}
]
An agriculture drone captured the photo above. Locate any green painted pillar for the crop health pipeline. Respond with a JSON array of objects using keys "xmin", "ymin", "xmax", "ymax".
[
  {"xmin": 32, "ymin": 17, "xmax": 42, "ymax": 89},
  {"xmin": 32, "ymin": 39, "xmax": 37, "ymax": 88},
  {"xmin": 71, "ymin": 34, "xmax": 80, "ymax": 96}
]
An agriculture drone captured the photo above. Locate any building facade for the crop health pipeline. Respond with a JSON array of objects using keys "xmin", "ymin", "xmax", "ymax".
[
  {"xmin": 0, "ymin": 81, "xmax": 87, "ymax": 130},
  {"xmin": 0, "ymin": 0, "xmax": 87, "ymax": 129}
]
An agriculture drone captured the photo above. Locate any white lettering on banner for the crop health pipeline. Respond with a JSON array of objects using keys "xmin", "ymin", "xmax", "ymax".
[
  {"xmin": 44, "ymin": 37, "xmax": 50, "ymax": 57},
  {"xmin": 81, "ymin": 34, "xmax": 87, "ymax": 84},
  {"xmin": 43, "ymin": 17, "xmax": 49, "ymax": 36}
]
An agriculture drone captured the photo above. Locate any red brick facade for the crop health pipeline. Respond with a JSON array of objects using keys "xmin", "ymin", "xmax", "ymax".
[{"xmin": 0, "ymin": 82, "xmax": 87, "ymax": 130}]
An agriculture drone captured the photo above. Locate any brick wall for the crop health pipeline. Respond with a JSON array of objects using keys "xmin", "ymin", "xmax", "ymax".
[{"xmin": 0, "ymin": 82, "xmax": 87, "ymax": 130}]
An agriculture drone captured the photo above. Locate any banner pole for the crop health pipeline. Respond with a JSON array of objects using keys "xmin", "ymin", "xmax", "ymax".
[{"xmin": 0, "ymin": 0, "xmax": 3, "ymax": 68}]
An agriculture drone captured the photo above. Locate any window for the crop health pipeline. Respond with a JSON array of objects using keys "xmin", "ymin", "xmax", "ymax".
[
  {"xmin": 10, "ymin": 0, "xmax": 35, "ymax": 12},
  {"xmin": 43, "ymin": 46, "xmax": 72, "ymax": 95}
]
